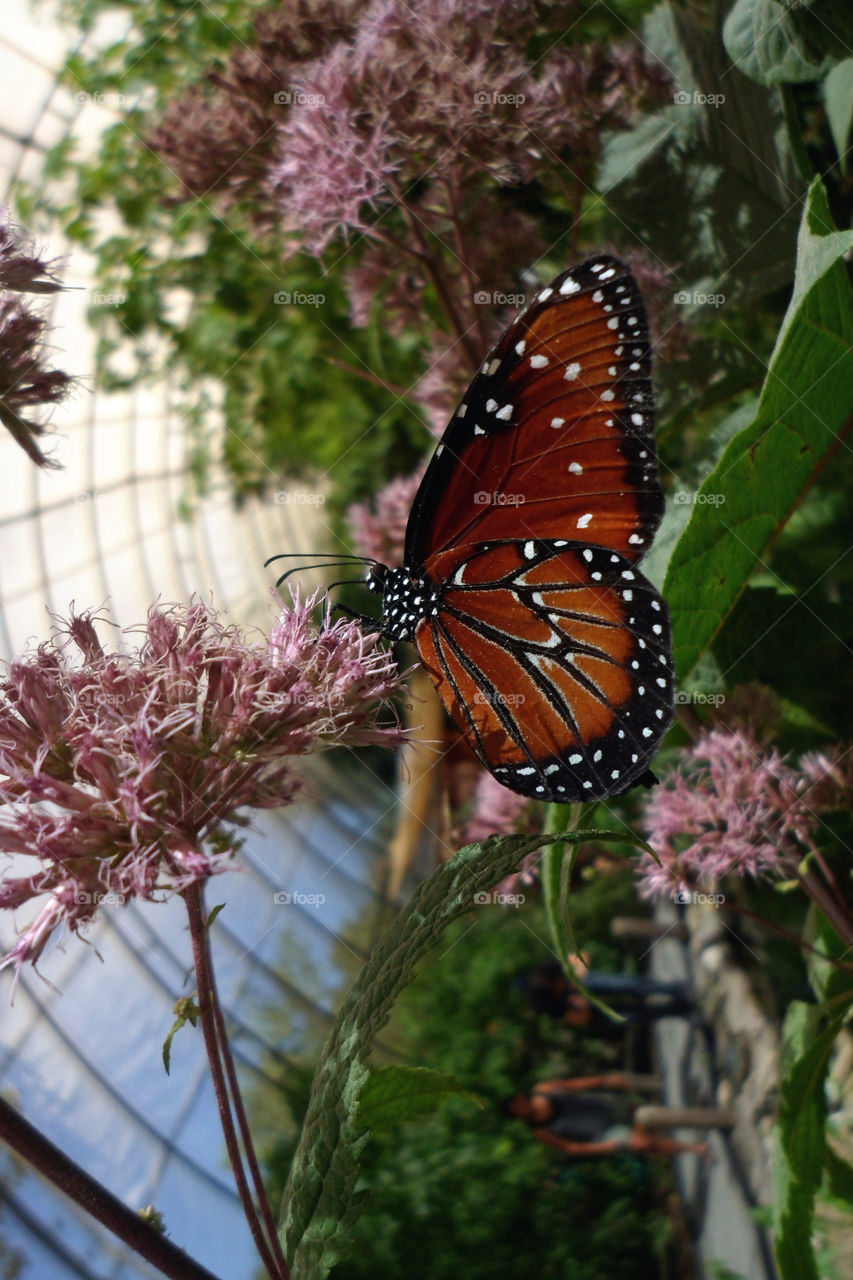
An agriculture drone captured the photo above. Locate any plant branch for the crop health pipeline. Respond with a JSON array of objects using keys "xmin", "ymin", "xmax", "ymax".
[
  {"xmin": 211, "ymin": 977, "xmax": 290, "ymax": 1278},
  {"xmin": 788, "ymin": 861, "xmax": 853, "ymax": 953},
  {"xmin": 183, "ymin": 881, "xmax": 288, "ymax": 1280},
  {"xmin": 0, "ymin": 1096, "xmax": 221, "ymax": 1280}
]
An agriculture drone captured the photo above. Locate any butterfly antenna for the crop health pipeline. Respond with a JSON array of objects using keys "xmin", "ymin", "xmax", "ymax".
[
  {"xmin": 265, "ymin": 551, "xmax": 378, "ymax": 570},
  {"xmin": 268, "ymin": 556, "xmax": 378, "ymax": 589}
]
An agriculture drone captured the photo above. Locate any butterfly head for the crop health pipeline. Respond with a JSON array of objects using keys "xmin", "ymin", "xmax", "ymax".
[{"xmin": 366, "ymin": 563, "xmax": 440, "ymax": 644}]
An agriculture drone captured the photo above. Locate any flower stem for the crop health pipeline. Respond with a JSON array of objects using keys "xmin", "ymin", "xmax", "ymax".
[
  {"xmin": 724, "ymin": 896, "xmax": 853, "ymax": 976},
  {"xmin": 211, "ymin": 962, "xmax": 290, "ymax": 1277},
  {"xmin": 0, "ymin": 1096, "xmax": 221, "ymax": 1280},
  {"xmin": 183, "ymin": 881, "xmax": 289, "ymax": 1280},
  {"xmin": 790, "ymin": 861, "xmax": 853, "ymax": 953}
]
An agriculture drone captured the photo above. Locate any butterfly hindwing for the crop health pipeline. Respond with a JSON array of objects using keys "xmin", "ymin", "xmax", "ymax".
[{"xmin": 412, "ymin": 539, "xmax": 673, "ymax": 802}]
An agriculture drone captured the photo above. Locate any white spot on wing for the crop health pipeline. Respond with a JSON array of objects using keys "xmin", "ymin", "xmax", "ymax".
[
  {"xmin": 529, "ymin": 354, "xmax": 549, "ymax": 369},
  {"xmin": 577, "ymin": 513, "xmax": 593, "ymax": 529},
  {"xmin": 564, "ymin": 362, "xmax": 581, "ymax": 381}
]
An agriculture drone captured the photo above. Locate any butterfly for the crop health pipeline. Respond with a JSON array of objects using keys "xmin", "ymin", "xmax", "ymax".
[
  {"xmin": 363, "ymin": 256, "xmax": 673, "ymax": 802},
  {"xmin": 280, "ymin": 256, "xmax": 660, "ymax": 805}
]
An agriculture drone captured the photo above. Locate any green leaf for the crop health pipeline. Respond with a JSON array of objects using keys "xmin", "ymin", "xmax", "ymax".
[
  {"xmin": 354, "ymin": 1066, "xmax": 482, "ymax": 1132},
  {"xmin": 162, "ymin": 996, "xmax": 199, "ymax": 1075},
  {"xmin": 665, "ymin": 178, "xmax": 853, "ymax": 681},
  {"xmin": 823, "ymin": 1143, "xmax": 853, "ymax": 1207},
  {"xmin": 804, "ymin": 903, "xmax": 853, "ymax": 1006},
  {"xmin": 205, "ymin": 902, "xmax": 225, "ymax": 930},
  {"xmin": 822, "ymin": 58, "xmax": 853, "ymax": 168},
  {"xmin": 772, "ymin": 1001, "xmax": 845, "ymax": 1279},
  {"xmin": 723, "ymin": 0, "xmax": 838, "ymax": 84},
  {"xmin": 540, "ymin": 814, "xmax": 653, "ymax": 1024},
  {"xmin": 279, "ymin": 830, "xmax": 629, "ymax": 1279},
  {"xmin": 537, "ymin": 808, "xmax": 650, "ymax": 962}
]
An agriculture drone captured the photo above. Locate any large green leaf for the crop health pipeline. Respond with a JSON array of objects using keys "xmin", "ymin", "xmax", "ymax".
[
  {"xmin": 280, "ymin": 830, "xmax": 626, "ymax": 1278},
  {"xmin": 772, "ymin": 1002, "xmax": 845, "ymax": 1279},
  {"xmin": 664, "ymin": 178, "xmax": 853, "ymax": 680}
]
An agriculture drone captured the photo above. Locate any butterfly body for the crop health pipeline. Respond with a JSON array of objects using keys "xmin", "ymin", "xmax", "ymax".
[{"xmin": 370, "ymin": 256, "xmax": 674, "ymax": 802}]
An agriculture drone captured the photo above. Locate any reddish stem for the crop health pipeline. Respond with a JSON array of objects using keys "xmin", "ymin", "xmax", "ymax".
[
  {"xmin": 723, "ymin": 897, "xmax": 853, "ymax": 975},
  {"xmin": 787, "ymin": 861, "xmax": 853, "ymax": 953},
  {"xmin": 0, "ymin": 1096, "xmax": 221, "ymax": 1280},
  {"xmin": 183, "ymin": 882, "xmax": 289, "ymax": 1280},
  {"xmin": 389, "ymin": 190, "xmax": 480, "ymax": 368},
  {"xmin": 211, "ymin": 966, "xmax": 290, "ymax": 1277}
]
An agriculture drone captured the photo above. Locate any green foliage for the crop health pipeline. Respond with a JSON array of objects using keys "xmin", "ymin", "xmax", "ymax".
[
  {"xmin": 280, "ymin": 834, "xmax": 569, "ymax": 1277},
  {"xmin": 664, "ymin": 178, "xmax": 853, "ymax": 682},
  {"xmin": 600, "ymin": 2, "xmax": 803, "ymax": 298},
  {"xmin": 334, "ymin": 1108, "xmax": 663, "ymax": 1280},
  {"xmin": 822, "ymin": 59, "xmax": 853, "ymax": 167},
  {"xmin": 772, "ymin": 1003, "xmax": 841, "ymax": 1280},
  {"xmin": 539, "ymin": 808, "xmax": 653, "ymax": 1019},
  {"xmin": 23, "ymin": 0, "xmax": 430, "ymax": 520},
  {"xmin": 724, "ymin": 0, "xmax": 853, "ymax": 85},
  {"xmin": 770, "ymin": 908, "xmax": 853, "ymax": 1279},
  {"xmin": 161, "ymin": 995, "xmax": 200, "ymax": 1075},
  {"xmin": 278, "ymin": 832, "xmax": 642, "ymax": 1277},
  {"xmin": 354, "ymin": 1065, "xmax": 482, "ymax": 1131},
  {"xmin": 319, "ymin": 887, "xmax": 667, "ymax": 1280}
]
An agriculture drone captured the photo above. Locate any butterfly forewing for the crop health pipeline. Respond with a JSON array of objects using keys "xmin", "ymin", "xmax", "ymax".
[
  {"xmin": 405, "ymin": 256, "xmax": 662, "ymax": 573},
  {"xmin": 412, "ymin": 539, "xmax": 672, "ymax": 802}
]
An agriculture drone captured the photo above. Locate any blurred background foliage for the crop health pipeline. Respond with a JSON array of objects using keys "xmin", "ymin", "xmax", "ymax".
[{"xmin": 254, "ymin": 880, "xmax": 680, "ymax": 1280}]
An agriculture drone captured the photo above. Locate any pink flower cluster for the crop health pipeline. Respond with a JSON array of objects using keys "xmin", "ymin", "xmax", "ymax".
[
  {"xmin": 0, "ymin": 208, "xmax": 71, "ymax": 466},
  {"xmin": 637, "ymin": 729, "xmax": 853, "ymax": 900},
  {"xmin": 0, "ymin": 594, "xmax": 405, "ymax": 983}
]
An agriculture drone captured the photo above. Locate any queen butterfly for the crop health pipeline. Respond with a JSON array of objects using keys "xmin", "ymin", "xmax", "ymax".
[
  {"xmin": 367, "ymin": 255, "xmax": 673, "ymax": 803},
  {"xmin": 364, "ymin": 256, "xmax": 673, "ymax": 802}
]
